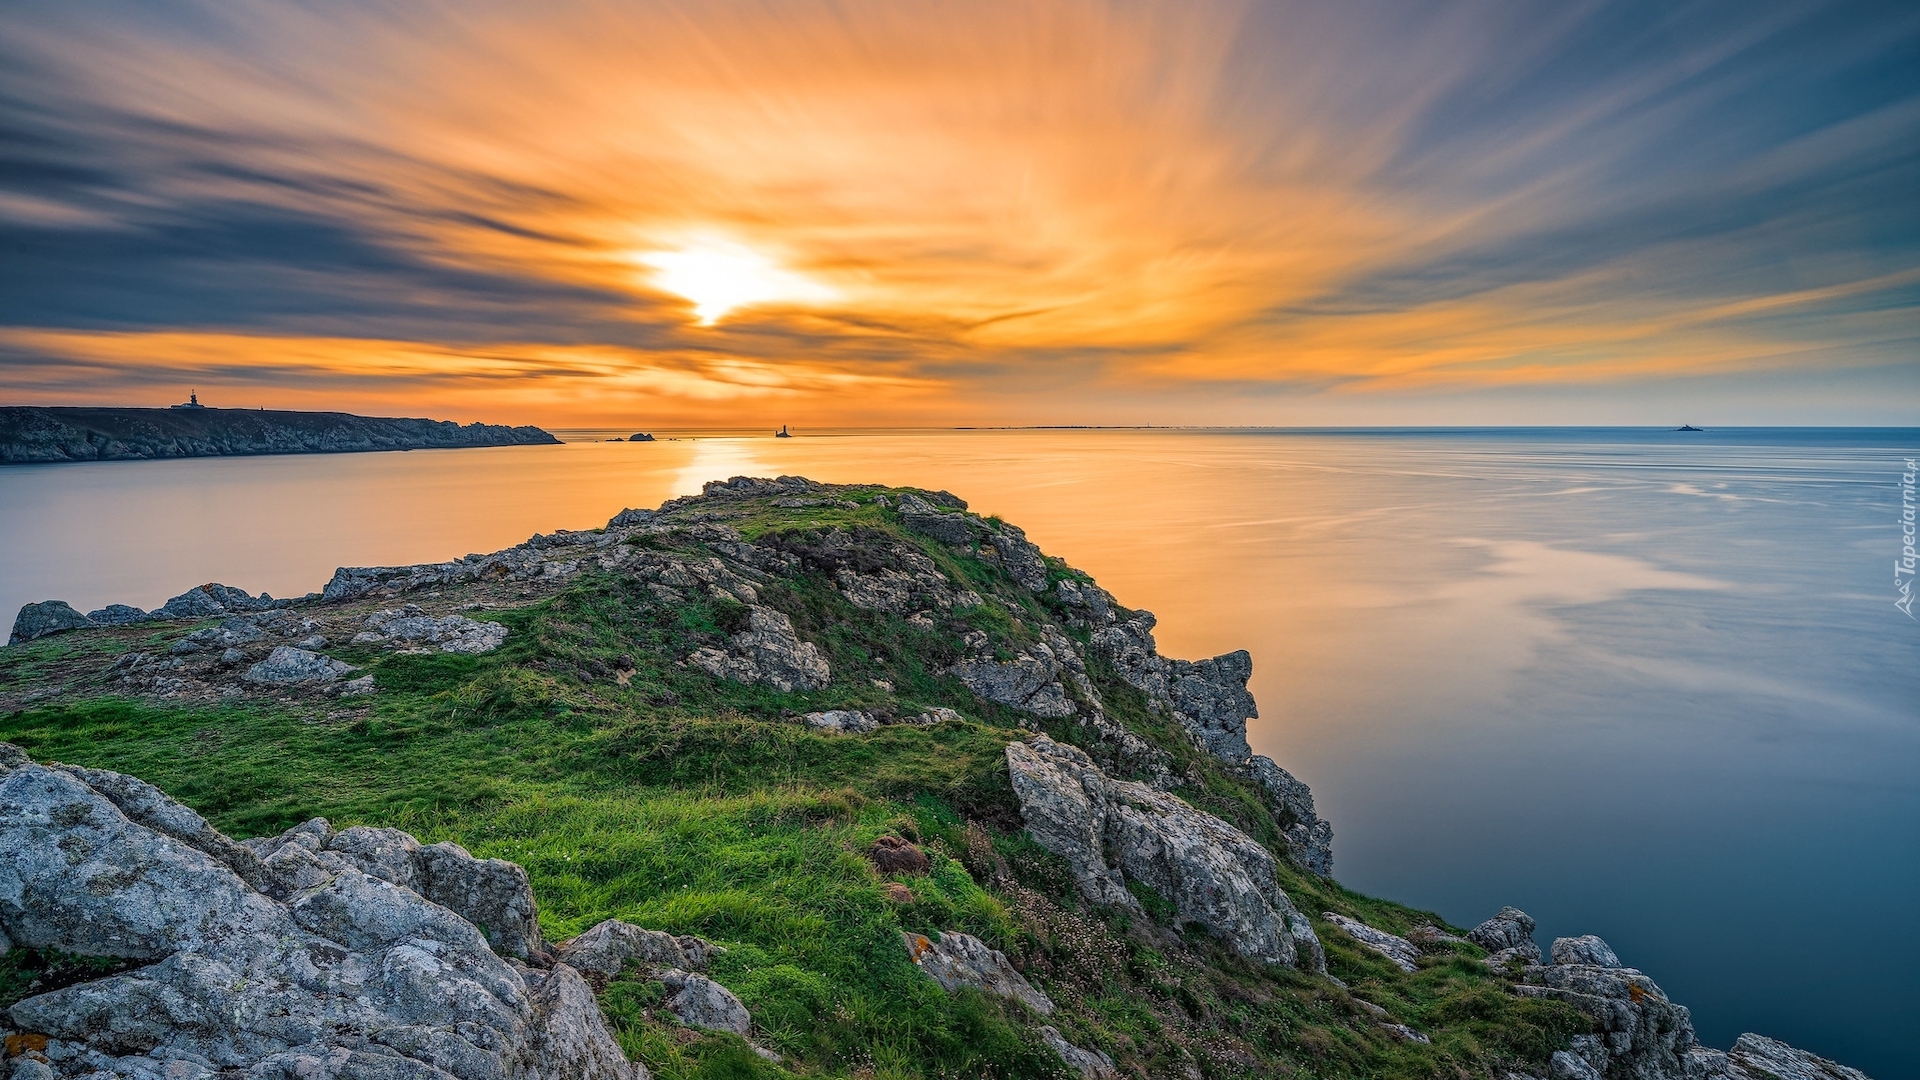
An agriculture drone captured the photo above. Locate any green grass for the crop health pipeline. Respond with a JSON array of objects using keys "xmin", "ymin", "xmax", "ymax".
[{"xmin": 0, "ymin": 492, "xmax": 1585, "ymax": 1079}]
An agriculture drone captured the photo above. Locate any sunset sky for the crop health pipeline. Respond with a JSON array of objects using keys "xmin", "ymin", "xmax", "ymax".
[{"xmin": 1, "ymin": 0, "xmax": 1915, "ymax": 426}]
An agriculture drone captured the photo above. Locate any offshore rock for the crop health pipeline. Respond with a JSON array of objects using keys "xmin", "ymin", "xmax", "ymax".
[
  {"xmin": 687, "ymin": 606, "xmax": 829, "ymax": 693},
  {"xmin": 241, "ymin": 646, "xmax": 355, "ymax": 685},
  {"xmin": 1005, "ymin": 736, "xmax": 1318, "ymax": 968},
  {"xmin": 0, "ymin": 746, "xmax": 637, "ymax": 1080},
  {"xmin": 902, "ymin": 930, "xmax": 1054, "ymax": 1015},
  {"xmin": 1322, "ymin": 913, "xmax": 1420, "ymax": 973},
  {"xmin": 1470, "ymin": 906, "xmax": 1543, "ymax": 965},
  {"xmin": 9, "ymin": 600, "xmax": 92, "ymax": 644}
]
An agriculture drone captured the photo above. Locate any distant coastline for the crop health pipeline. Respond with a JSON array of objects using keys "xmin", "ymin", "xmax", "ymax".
[{"xmin": 0, "ymin": 405, "xmax": 560, "ymax": 464}]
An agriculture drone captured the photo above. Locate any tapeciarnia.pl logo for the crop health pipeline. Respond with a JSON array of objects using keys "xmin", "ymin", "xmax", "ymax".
[{"xmin": 1899, "ymin": 457, "xmax": 1917, "ymax": 619}]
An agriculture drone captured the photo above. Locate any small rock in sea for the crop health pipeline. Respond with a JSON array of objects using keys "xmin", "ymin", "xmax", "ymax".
[{"xmin": 8, "ymin": 600, "xmax": 92, "ymax": 645}]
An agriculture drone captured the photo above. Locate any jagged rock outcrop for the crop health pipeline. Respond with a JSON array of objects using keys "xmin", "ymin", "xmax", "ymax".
[
  {"xmin": 902, "ymin": 931, "xmax": 1054, "ymax": 1015},
  {"xmin": 354, "ymin": 606, "xmax": 509, "ymax": 654},
  {"xmin": 1700, "ymin": 1034, "xmax": 1873, "ymax": 1080},
  {"xmin": 895, "ymin": 492, "xmax": 981, "ymax": 545},
  {"xmin": 1005, "ymin": 736, "xmax": 1321, "ymax": 969},
  {"xmin": 1514, "ymin": 935, "xmax": 1699, "ymax": 1080},
  {"xmin": 0, "ymin": 745, "xmax": 637, "ymax": 1080},
  {"xmin": 986, "ymin": 524, "xmax": 1050, "ymax": 592},
  {"xmin": 8, "ymin": 600, "xmax": 91, "ymax": 644},
  {"xmin": 1248, "ymin": 755, "xmax": 1334, "ymax": 876},
  {"xmin": 1469, "ymin": 906, "xmax": 1543, "ymax": 965},
  {"xmin": 1322, "ymin": 913, "xmax": 1420, "ymax": 973},
  {"xmin": 242, "ymin": 646, "xmax": 356, "ymax": 685},
  {"xmin": 686, "ymin": 606, "xmax": 830, "ymax": 692}
]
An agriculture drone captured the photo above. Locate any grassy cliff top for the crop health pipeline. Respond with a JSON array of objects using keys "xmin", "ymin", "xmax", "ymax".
[{"xmin": 0, "ymin": 477, "xmax": 1584, "ymax": 1080}]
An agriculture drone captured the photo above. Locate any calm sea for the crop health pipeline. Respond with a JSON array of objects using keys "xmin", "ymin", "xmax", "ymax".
[{"xmin": 3, "ymin": 428, "xmax": 1915, "ymax": 1077}]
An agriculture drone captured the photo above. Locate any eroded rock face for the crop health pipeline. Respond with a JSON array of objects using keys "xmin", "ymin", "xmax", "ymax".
[
  {"xmin": 1470, "ymin": 906, "xmax": 1543, "ymax": 965},
  {"xmin": 1248, "ymin": 756, "xmax": 1334, "ymax": 877},
  {"xmin": 986, "ymin": 524, "xmax": 1050, "ymax": 592},
  {"xmin": 0, "ymin": 746, "xmax": 638, "ymax": 1080},
  {"xmin": 10, "ymin": 600, "xmax": 93, "ymax": 644},
  {"xmin": 687, "ymin": 606, "xmax": 829, "ymax": 692},
  {"xmin": 1005, "ymin": 736, "xmax": 1319, "ymax": 969},
  {"xmin": 902, "ymin": 930, "xmax": 1053, "ymax": 1015},
  {"xmin": 1705, "ymin": 1034, "xmax": 1874, "ymax": 1080},
  {"xmin": 1553, "ymin": 934, "xmax": 1624, "ymax": 968},
  {"xmin": 1517, "ymin": 944, "xmax": 1698, "ymax": 1080},
  {"xmin": 1090, "ymin": 612, "xmax": 1259, "ymax": 763},
  {"xmin": 556, "ymin": 918, "xmax": 717, "ymax": 977}
]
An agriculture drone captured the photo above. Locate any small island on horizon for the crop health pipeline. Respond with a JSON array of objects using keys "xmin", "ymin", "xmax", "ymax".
[{"xmin": 0, "ymin": 399, "xmax": 560, "ymax": 464}]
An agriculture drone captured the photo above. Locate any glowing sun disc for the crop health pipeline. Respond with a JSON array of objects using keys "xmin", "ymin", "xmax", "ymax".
[{"xmin": 637, "ymin": 238, "xmax": 837, "ymax": 324}]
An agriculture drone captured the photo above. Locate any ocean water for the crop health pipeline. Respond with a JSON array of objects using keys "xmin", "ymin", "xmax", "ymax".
[{"xmin": 2, "ymin": 427, "xmax": 1915, "ymax": 1077}]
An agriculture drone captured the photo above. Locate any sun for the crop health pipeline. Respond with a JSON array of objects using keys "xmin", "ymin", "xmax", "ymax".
[{"xmin": 636, "ymin": 237, "xmax": 838, "ymax": 324}]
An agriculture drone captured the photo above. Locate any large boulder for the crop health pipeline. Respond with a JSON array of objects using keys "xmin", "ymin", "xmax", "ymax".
[
  {"xmin": 359, "ymin": 607, "xmax": 509, "ymax": 654},
  {"xmin": 1517, "ymin": 941, "xmax": 1697, "ymax": 1080},
  {"xmin": 9, "ymin": 600, "xmax": 92, "ymax": 645},
  {"xmin": 557, "ymin": 918, "xmax": 717, "ymax": 977},
  {"xmin": 1005, "ymin": 736, "xmax": 1320, "ymax": 969},
  {"xmin": 1553, "ymin": 934, "xmax": 1624, "ymax": 968},
  {"xmin": 242, "ymin": 646, "xmax": 355, "ymax": 685},
  {"xmin": 0, "ymin": 745, "xmax": 639, "ymax": 1080},
  {"xmin": 902, "ymin": 930, "xmax": 1053, "ymax": 1014},
  {"xmin": 1470, "ymin": 906, "xmax": 1543, "ymax": 965}
]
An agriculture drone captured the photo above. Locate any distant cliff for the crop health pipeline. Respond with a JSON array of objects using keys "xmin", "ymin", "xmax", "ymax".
[{"xmin": 0, "ymin": 406, "xmax": 560, "ymax": 463}]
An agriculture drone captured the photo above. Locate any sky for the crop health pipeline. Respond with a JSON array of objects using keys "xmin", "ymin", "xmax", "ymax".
[{"xmin": 1, "ymin": 0, "xmax": 1916, "ymax": 427}]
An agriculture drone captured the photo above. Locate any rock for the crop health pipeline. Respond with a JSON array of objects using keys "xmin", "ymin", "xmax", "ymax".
[
  {"xmin": 660, "ymin": 970, "xmax": 752, "ymax": 1036},
  {"xmin": 0, "ymin": 748, "xmax": 638, "ymax": 1080},
  {"xmin": 154, "ymin": 583, "xmax": 274, "ymax": 620},
  {"xmin": 987, "ymin": 524, "xmax": 1050, "ymax": 592},
  {"xmin": 953, "ymin": 638, "xmax": 1078, "ymax": 718},
  {"xmin": 1248, "ymin": 755, "xmax": 1333, "ymax": 876},
  {"xmin": 242, "ymin": 646, "xmax": 355, "ymax": 685},
  {"xmin": 1089, "ymin": 613, "xmax": 1260, "ymax": 763},
  {"xmin": 1039, "ymin": 1026, "xmax": 1117, "ymax": 1079},
  {"xmin": 608, "ymin": 508, "xmax": 656, "ymax": 527},
  {"xmin": 9, "ymin": 600, "xmax": 92, "ymax": 645},
  {"xmin": 364, "ymin": 607, "xmax": 509, "ymax": 654},
  {"xmin": 1405, "ymin": 924, "xmax": 1466, "ymax": 947},
  {"xmin": 1721, "ymin": 1033, "xmax": 1872, "ymax": 1080},
  {"xmin": 1005, "ymin": 736, "xmax": 1317, "ymax": 968},
  {"xmin": 1322, "ymin": 914, "xmax": 1420, "ymax": 973},
  {"xmin": 557, "ymin": 918, "xmax": 716, "ymax": 976},
  {"xmin": 1384, "ymin": 1023, "xmax": 1432, "ymax": 1044},
  {"xmin": 1552, "ymin": 934, "xmax": 1623, "ymax": 968},
  {"xmin": 1470, "ymin": 907, "xmax": 1543, "ymax": 964},
  {"xmin": 339, "ymin": 675, "xmax": 376, "ymax": 697},
  {"xmin": 902, "ymin": 930, "xmax": 1053, "ymax": 1014},
  {"xmin": 1516, "ymin": 960, "xmax": 1696, "ymax": 1080},
  {"xmin": 801, "ymin": 709, "xmax": 879, "ymax": 734},
  {"xmin": 85, "ymin": 604, "xmax": 151, "ymax": 626},
  {"xmin": 1551, "ymin": 1049, "xmax": 1605, "ymax": 1080},
  {"xmin": 897, "ymin": 494, "xmax": 980, "ymax": 545},
  {"xmin": 688, "ymin": 606, "xmax": 829, "ymax": 692}
]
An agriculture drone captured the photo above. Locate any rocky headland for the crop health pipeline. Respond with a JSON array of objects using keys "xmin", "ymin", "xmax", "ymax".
[
  {"xmin": 0, "ymin": 406, "xmax": 558, "ymax": 464},
  {"xmin": 0, "ymin": 477, "xmax": 1876, "ymax": 1080}
]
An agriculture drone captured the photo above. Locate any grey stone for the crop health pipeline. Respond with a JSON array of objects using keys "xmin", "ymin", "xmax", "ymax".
[
  {"xmin": 987, "ymin": 524, "xmax": 1050, "ymax": 592},
  {"xmin": 1038, "ymin": 1026, "xmax": 1116, "ymax": 1079},
  {"xmin": 557, "ymin": 918, "xmax": 715, "ymax": 977},
  {"xmin": 365, "ymin": 608, "xmax": 509, "ymax": 654},
  {"xmin": 1248, "ymin": 755, "xmax": 1333, "ymax": 876},
  {"xmin": 1722, "ymin": 1033, "xmax": 1871, "ymax": 1080},
  {"xmin": 339, "ymin": 675, "xmax": 377, "ymax": 697},
  {"xmin": 1470, "ymin": 907, "xmax": 1543, "ymax": 965},
  {"xmin": 1089, "ymin": 613, "xmax": 1262, "ymax": 763},
  {"xmin": 85, "ymin": 604, "xmax": 152, "ymax": 627},
  {"xmin": 800, "ymin": 710, "xmax": 879, "ymax": 734},
  {"xmin": 1516, "ymin": 960, "xmax": 1698, "ymax": 1080},
  {"xmin": 1552, "ymin": 935, "xmax": 1623, "ymax": 968},
  {"xmin": 9, "ymin": 600, "xmax": 92, "ymax": 645},
  {"xmin": 1006, "ymin": 736, "xmax": 1317, "ymax": 968},
  {"xmin": 1551, "ymin": 1050, "xmax": 1605, "ymax": 1080},
  {"xmin": 0, "ymin": 749, "xmax": 639, "ymax": 1080},
  {"xmin": 1322, "ymin": 914, "xmax": 1420, "ymax": 973},
  {"xmin": 660, "ymin": 971, "xmax": 752, "ymax": 1036},
  {"xmin": 242, "ymin": 646, "xmax": 355, "ymax": 685},
  {"xmin": 902, "ymin": 930, "xmax": 1053, "ymax": 1015},
  {"xmin": 687, "ymin": 606, "xmax": 828, "ymax": 693}
]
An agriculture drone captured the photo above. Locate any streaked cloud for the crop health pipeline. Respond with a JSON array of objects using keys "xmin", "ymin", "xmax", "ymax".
[{"xmin": 0, "ymin": 0, "xmax": 1913, "ymax": 423}]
